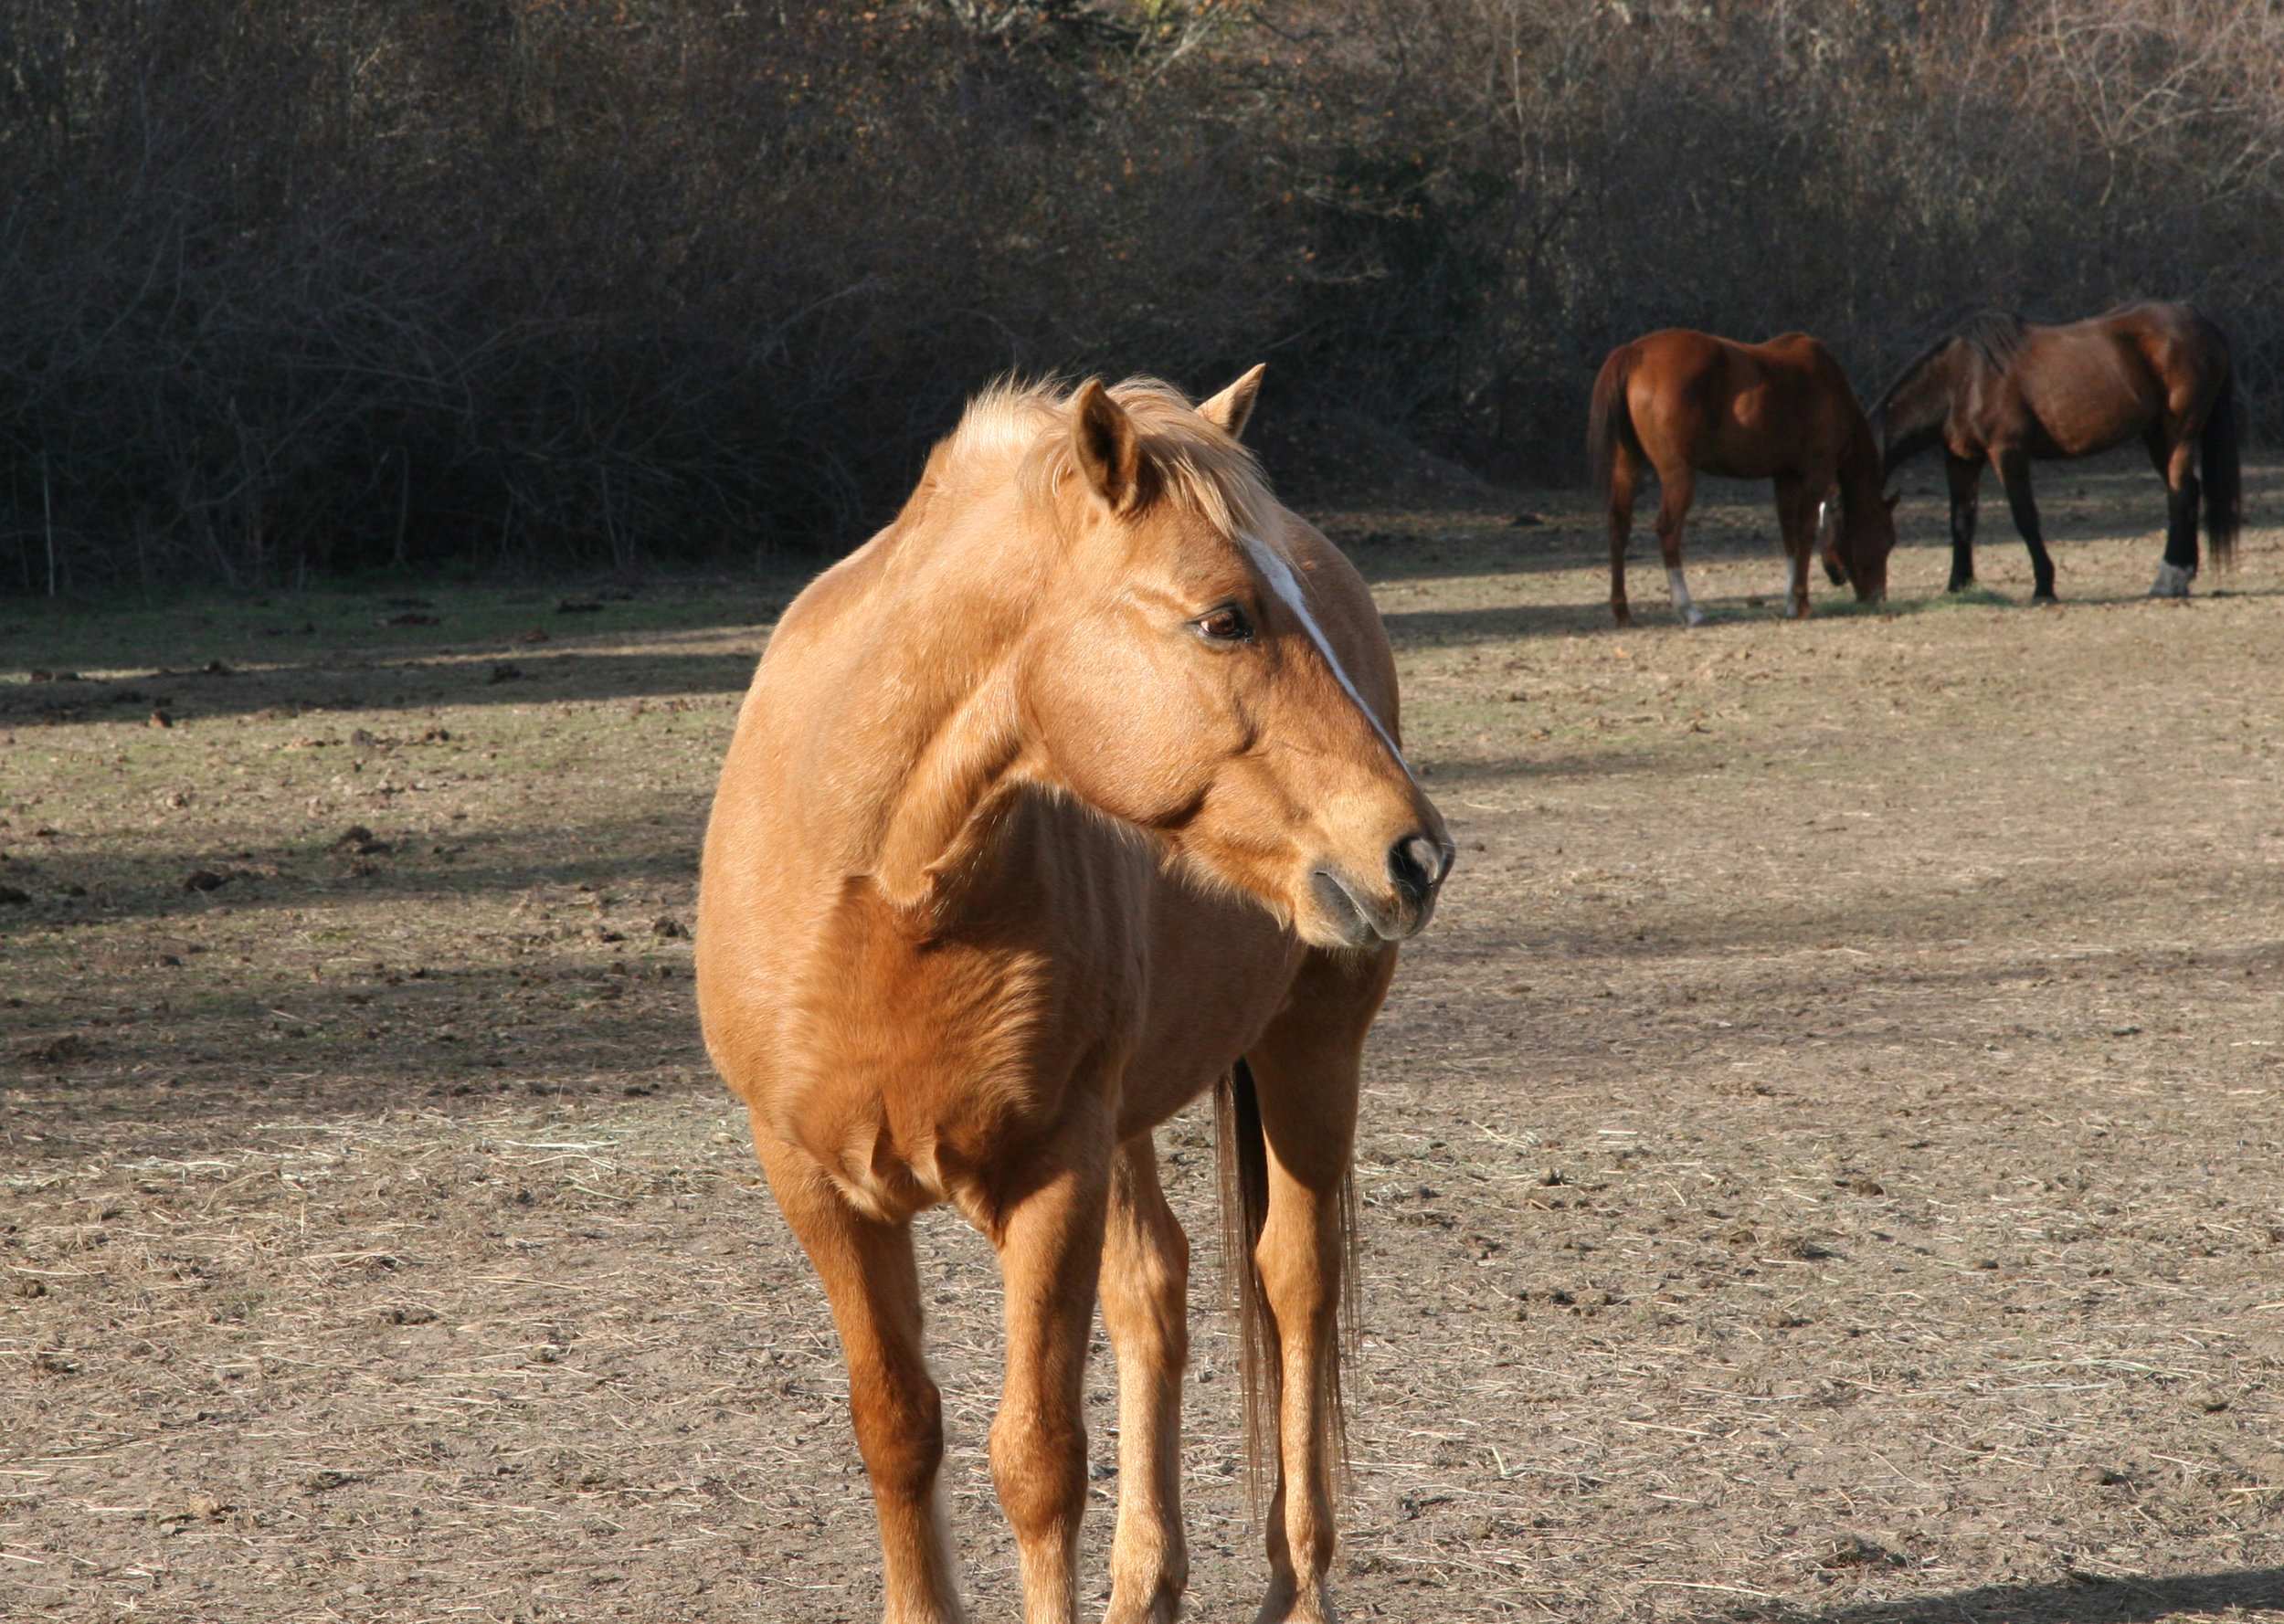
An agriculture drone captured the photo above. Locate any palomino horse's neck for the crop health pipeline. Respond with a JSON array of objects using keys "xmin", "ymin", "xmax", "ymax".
[
  {"xmin": 866, "ymin": 655, "xmax": 1027, "ymax": 917},
  {"xmin": 824, "ymin": 487, "xmax": 1045, "ymax": 920}
]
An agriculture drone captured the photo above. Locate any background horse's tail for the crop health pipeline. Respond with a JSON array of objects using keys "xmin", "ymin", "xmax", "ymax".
[
  {"xmin": 1217, "ymin": 1058, "xmax": 1357, "ymax": 1511},
  {"xmin": 1587, "ymin": 343, "xmax": 1640, "ymax": 505},
  {"xmin": 2202, "ymin": 371, "xmax": 2240, "ymax": 570}
]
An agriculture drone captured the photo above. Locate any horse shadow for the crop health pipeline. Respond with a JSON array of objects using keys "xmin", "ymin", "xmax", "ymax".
[
  {"xmin": 0, "ymin": 644, "xmax": 766, "ymax": 731},
  {"xmin": 1706, "ymin": 1566, "xmax": 2284, "ymax": 1624}
]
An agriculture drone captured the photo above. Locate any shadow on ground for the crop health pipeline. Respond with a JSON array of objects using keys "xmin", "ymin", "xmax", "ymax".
[
  {"xmin": 1728, "ymin": 1566, "xmax": 2284, "ymax": 1624},
  {"xmin": 0, "ymin": 647, "xmax": 763, "ymax": 727}
]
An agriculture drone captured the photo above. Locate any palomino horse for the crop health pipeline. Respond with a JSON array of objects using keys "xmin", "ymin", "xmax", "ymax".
[
  {"xmin": 1589, "ymin": 329, "xmax": 1898, "ymax": 626},
  {"xmin": 697, "ymin": 370, "xmax": 1453, "ymax": 1624},
  {"xmin": 1875, "ymin": 301, "xmax": 2239, "ymax": 600}
]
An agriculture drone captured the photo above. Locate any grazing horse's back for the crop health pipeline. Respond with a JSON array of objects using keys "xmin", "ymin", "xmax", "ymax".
[{"xmin": 699, "ymin": 373, "xmax": 1450, "ymax": 1624}]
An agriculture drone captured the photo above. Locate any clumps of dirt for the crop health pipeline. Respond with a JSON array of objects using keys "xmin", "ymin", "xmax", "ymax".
[{"xmin": 15, "ymin": 1032, "xmax": 91, "ymax": 1065}]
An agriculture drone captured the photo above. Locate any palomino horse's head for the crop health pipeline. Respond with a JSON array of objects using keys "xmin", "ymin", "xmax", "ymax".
[{"xmin": 1008, "ymin": 372, "xmax": 1453, "ymax": 948}]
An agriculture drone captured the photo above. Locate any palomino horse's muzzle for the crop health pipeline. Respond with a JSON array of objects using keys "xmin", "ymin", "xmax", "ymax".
[
  {"xmin": 1311, "ymin": 830, "xmax": 1454, "ymax": 944},
  {"xmin": 1389, "ymin": 833, "xmax": 1453, "ymax": 921}
]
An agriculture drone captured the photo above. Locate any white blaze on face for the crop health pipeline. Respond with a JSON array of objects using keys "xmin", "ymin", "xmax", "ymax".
[{"xmin": 1240, "ymin": 533, "xmax": 1417, "ymax": 783}]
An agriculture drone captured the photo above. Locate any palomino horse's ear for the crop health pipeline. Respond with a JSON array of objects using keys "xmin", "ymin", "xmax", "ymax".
[
  {"xmin": 1072, "ymin": 379, "xmax": 1143, "ymax": 513},
  {"xmin": 1196, "ymin": 364, "xmax": 1267, "ymax": 440}
]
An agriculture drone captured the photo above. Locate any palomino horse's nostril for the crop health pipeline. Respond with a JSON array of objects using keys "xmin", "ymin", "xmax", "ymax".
[{"xmin": 1387, "ymin": 834, "xmax": 1451, "ymax": 910}]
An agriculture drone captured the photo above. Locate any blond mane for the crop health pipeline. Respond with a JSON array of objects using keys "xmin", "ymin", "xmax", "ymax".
[{"xmin": 938, "ymin": 375, "xmax": 1278, "ymax": 543}]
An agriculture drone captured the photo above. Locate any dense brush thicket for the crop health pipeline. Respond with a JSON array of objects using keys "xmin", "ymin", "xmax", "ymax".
[{"xmin": 5, "ymin": 0, "xmax": 2282, "ymax": 592}]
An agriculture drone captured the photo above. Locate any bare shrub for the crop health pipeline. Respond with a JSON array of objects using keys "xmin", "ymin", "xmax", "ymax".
[{"xmin": 3, "ymin": 0, "xmax": 2280, "ymax": 591}]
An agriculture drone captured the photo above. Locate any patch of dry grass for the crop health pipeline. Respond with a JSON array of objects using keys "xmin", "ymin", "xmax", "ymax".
[{"xmin": 5, "ymin": 455, "xmax": 2284, "ymax": 1620}]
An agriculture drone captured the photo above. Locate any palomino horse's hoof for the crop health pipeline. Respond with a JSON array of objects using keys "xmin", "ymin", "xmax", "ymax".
[
  {"xmin": 2149, "ymin": 561, "xmax": 2195, "ymax": 598},
  {"xmin": 1682, "ymin": 606, "xmax": 1706, "ymax": 627}
]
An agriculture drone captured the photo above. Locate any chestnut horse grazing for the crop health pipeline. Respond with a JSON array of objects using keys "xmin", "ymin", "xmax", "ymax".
[
  {"xmin": 1876, "ymin": 301, "xmax": 2238, "ymax": 600},
  {"xmin": 697, "ymin": 371, "xmax": 1452, "ymax": 1624},
  {"xmin": 1590, "ymin": 330, "xmax": 1897, "ymax": 626}
]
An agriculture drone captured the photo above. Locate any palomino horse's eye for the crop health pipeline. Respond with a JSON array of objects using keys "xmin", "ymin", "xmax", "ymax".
[{"xmin": 1196, "ymin": 605, "xmax": 1253, "ymax": 643}]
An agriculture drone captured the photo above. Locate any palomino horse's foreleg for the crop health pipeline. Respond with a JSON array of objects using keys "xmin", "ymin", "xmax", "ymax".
[
  {"xmin": 988, "ymin": 1157, "xmax": 1112, "ymax": 1624},
  {"xmin": 1606, "ymin": 442, "xmax": 1640, "ymax": 627},
  {"xmin": 1101, "ymin": 1135, "xmax": 1190, "ymax": 1624},
  {"xmin": 756, "ymin": 1134, "xmax": 966, "ymax": 1624},
  {"xmin": 1992, "ymin": 447, "xmax": 2057, "ymax": 602},
  {"xmin": 1945, "ymin": 452, "xmax": 1983, "ymax": 592},
  {"xmin": 1652, "ymin": 463, "xmax": 1703, "ymax": 627},
  {"xmin": 2149, "ymin": 423, "xmax": 2201, "ymax": 597},
  {"xmin": 1240, "ymin": 951, "xmax": 1391, "ymax": 1624}
]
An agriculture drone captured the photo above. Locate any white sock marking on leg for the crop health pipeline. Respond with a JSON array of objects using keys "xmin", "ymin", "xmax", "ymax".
[
  {"xmin": 2150, "ymin": 560, "xmax": 2195, "ymax": 597},
  {"xmin": 1665, "ymin": 565, "xmax": 1703, "ymax": 626}
]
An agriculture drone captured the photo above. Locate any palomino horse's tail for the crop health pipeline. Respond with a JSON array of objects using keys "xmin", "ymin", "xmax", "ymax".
[
  {"xmin": 2203, "ymin": 372, "xmax": 2241, "ymax": 570},
  {"xmin": 1586, "ymin": 343, "xmax": 1641, "ymax": 506},
  {"xmin": 1216, "ymin": 1059, "xmax": 1358, "ymax": 1512}
]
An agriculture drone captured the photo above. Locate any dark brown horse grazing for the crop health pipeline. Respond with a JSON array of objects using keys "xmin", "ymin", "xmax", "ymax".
[
  {"xmin": 1591, "ymin": 330, "xmax": 1897, "ymax": 627},
  {"xmin": 698, "ymin": 370, "xmax": 1451, "ymax": 1624},
  {"xmin": 1875, "ymin": 301, "xmax": 2239, "ymax": 600}
]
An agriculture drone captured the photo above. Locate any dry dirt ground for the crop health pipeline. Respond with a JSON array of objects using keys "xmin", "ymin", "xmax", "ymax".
[{"xmin": 5, "ymin": 449, "xmax": 2284, "ymax": 1624}]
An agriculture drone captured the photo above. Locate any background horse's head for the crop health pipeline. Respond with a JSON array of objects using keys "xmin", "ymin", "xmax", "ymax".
[{"xmin": 1001, "ymin": 372, "xmax": 1453, "ymax": 948}]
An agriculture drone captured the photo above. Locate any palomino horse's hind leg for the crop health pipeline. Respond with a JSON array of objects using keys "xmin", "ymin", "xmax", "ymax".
[
  {"xmin": 755, "ymin": 1134, "xmax": 966, "ymax": 1624},
  {"xmin": 987, "ymin": 1157, "xmax": 1111, "ymax": 1624},
  {"xmin": 1242, "ymin": 948, "xmax": 1394, "ymax": 1624},
  {"xmin": 1101, "ymin": 1135, "xmax": 1190, "ymax": 1624},
  {"xmin": 1653, "ymin": 463, "xmax": 1704, "ymax": 626},
  {"xmin": 2148, "ymin": 423, "xmax": 2200, "ymax": 597},
  {"xmin": 1945, "ymin": 453, "xmax": 1983, "ymax": 592},
  {"xmin": 1992, "ymin": 447, "xmax": 2057, "ymax": 602}
]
